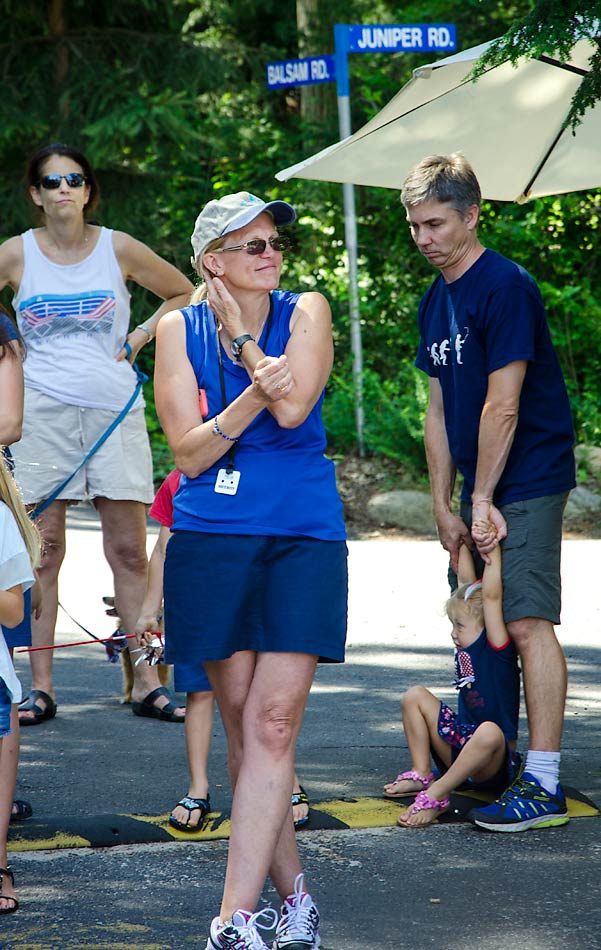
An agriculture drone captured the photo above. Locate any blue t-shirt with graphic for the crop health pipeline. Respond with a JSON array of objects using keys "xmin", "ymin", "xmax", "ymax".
[{"xmin": 415, "ymin": 249, "xmax": 575, "ymax": 505}]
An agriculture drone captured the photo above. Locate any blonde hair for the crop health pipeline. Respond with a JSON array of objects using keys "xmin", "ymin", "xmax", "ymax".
[
  {"xmin": 445, "ymin": 581, "xmax": 483, "ymax": 626},
  {"xmin": 190, "ymin": 235, "xmax": 228, "ymax": 305},
  {"xmin": 0, "ymin": 454, "xmax": 41, "ymax": 569}
]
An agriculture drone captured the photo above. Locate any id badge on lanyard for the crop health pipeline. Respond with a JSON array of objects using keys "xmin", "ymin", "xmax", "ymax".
[{"xmin": 215, "ymin": 467, "xmax": 241, "ymax": 495}]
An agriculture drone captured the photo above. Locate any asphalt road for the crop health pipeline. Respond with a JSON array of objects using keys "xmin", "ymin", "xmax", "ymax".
[{"xmin": 4, "ymin": 508, "xmax": 600, "ymax": 950}]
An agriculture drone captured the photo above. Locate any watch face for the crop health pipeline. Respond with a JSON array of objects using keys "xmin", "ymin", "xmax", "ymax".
[{"xmin": 231, "ymin": 335, "xmax": 254, "ymax": 360}]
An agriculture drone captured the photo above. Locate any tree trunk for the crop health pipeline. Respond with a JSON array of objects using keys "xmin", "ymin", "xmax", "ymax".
[
  {"xmin": 296, "ymin": 0, "xmax": 335, "ymax": 126},
  {"xmin": 49, "ymin": 0, "xmax": 69, "ymax": 121}
]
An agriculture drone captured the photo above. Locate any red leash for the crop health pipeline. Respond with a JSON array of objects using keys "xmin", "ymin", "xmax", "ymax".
[{"xmin": 17, "ymin": 634, "xmax": 137, "ymax": 653}]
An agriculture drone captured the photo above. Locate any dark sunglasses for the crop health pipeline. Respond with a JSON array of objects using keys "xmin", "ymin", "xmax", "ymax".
[
  {"xmin": 217, "ymin": 236, "xmax": 291, "ymax": 256},
  {"xmin": 38, "ymin": 173, "xmax": 88, "ymax": 189}
]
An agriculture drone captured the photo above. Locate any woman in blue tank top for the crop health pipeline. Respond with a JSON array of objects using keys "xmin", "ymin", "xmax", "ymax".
[{"xmin": 155, "ymin": 192, "xmax": 347, "ymax": 950}]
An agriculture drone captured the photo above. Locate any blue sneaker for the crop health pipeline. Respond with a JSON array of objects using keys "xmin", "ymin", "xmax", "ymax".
[{"xmin": 469, "ymin": 772, "xmax": 569, "ymax": 832}]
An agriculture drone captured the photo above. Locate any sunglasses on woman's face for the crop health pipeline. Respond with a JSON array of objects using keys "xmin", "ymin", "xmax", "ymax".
[
  {"xmin": 38, "ymin": 173, "xmax": 88, "ymax": 190},
  {"xmin": 217, "ymin": 236, "xmax": 291, "ymax": 256}
]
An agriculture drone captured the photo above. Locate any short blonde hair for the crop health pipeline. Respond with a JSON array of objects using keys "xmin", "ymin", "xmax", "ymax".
[{"xmin": 445, "ymin": 581, "xmax": 483, "ymax": 626}]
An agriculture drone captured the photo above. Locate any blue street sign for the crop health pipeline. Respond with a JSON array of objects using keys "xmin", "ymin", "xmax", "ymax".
[
  {"xmin": 347, "ymin": 23, "xmax": 456, "ymax": 53},
  {"xmin": 266, "ymin": 55, "xmax": 336, "ymax": 89}
]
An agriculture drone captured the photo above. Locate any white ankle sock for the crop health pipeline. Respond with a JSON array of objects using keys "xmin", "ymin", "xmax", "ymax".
[{"xmin": 524, "ymin": 750, "xmax": 561, "ymax": 793}]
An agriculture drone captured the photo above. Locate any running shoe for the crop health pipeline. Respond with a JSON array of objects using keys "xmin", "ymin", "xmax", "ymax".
[
  {"xmin": 469, "ymin": 772, "xmax": 569, "ymax": 832},
  {"xmin": 273, "ymin": 873, "xmax": 321, "ymax": 949},
  {"xmin": 206, "ymin": 908, "xmax": 278, "ymax": 949}
]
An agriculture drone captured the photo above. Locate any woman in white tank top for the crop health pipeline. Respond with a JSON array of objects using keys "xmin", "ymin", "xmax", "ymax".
[{"xmin": 0, "ymin": 143, "xmax": 193, "ymax": 726}]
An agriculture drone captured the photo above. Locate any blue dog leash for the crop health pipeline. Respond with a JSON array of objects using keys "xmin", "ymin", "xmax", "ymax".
[{"xmin": 30, "ymin": 354, "xmax": 149, "ymax": 519}]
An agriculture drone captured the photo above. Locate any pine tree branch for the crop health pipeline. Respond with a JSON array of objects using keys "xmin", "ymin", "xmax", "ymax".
[{"xmin": 471, "ymin": 2, "xmax": 601, "ymax": 129}]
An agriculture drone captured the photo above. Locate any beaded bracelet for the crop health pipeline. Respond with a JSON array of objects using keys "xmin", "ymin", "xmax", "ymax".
[
  {"xmin": 212, "ymin": 415, "xmax": 240, "ymax": 442},
  {"xmin": 137, "ymin": 324, "xmax": 152, "ymax": 340}
]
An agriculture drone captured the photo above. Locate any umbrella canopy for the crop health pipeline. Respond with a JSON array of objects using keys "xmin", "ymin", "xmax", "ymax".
[{"xmin": 276, "ymin": 36, "xmax": 600, "ymax": 202}]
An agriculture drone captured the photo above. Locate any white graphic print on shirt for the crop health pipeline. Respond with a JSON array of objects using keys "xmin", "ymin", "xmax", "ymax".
[
  {"xmin": 19, "ymin": 290, "xmax": 116, "ymax": 343},
  {"xmin": 429, "ymin": 327, "xmax": 469, "ymax": 367}
]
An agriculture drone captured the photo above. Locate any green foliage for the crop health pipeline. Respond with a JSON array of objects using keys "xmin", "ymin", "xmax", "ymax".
[
  {"xmin": 1, "ymin": 0, "xmax": 600, "ymax": 490},
  {"xmin": 471, "ymin": 1, "xmax": 601, "ymax": 129},
  {"xmin": 324, "ymin": 364, "xmax": 428, "ymax": 466},
  {"xmin": 477, "ymin": 191, "xmax": 601, "ymax": 441}
]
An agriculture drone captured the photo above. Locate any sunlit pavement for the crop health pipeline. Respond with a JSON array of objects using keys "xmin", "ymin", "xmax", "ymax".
[{"xmin": 5, "ymin": 508, "xmax": 600, "ymax": 949}]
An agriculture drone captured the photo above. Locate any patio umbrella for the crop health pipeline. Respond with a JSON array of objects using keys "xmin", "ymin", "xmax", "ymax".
[{"xmin": 275, "ymin": 35, "xmax": 600, "ymax": 202}]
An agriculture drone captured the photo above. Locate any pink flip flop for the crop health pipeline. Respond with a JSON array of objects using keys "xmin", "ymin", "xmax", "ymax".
[
  {"xmin": 397, "ymin": 789, "xmax": 450, "ymax": 827},
  {"xmin": 383, "ymin": 769, "xmax": 434, "ymax": 799}
]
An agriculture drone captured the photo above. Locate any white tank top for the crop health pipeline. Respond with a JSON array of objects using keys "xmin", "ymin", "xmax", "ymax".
[{"xmin": 13, "ymin": 227, "xmax": 143, "ymax": 411}]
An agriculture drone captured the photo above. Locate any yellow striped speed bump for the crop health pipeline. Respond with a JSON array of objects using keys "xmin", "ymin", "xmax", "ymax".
[{"xmin": 8, "ymin": 789, "xmax": 598, "ymax": 852}]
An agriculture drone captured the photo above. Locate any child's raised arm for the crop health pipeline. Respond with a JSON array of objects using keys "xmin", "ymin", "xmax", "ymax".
[
  {"xmin": 482, "ymin": 543, "xmax": 510, "ymax": 648},
  {"xmin": 457, "ymin": 542, "xmax": 477, "ymax": 586}
]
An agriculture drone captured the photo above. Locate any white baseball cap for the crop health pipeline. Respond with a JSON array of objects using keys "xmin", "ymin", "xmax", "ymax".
[{"xmin": 191, "ymin": 191, "xmax": 296, "ymax": 262}]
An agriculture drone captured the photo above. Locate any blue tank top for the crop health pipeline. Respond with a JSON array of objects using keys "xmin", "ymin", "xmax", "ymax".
[
  {"xmin": 454, "ymin": 628, "xmax": 520, "ymax": 742},
  {"xmin": 172, "ymin": 290, "xmax": 346, "ymax": 541},
  {"xmin": 0, "ymin": 311, "xmax": 18, "ymax": 345}
]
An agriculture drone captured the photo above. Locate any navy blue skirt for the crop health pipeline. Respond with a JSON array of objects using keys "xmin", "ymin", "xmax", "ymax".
[
  {"xmin": 164, "ymin": 532, "xmax": 348, "ymax": 666},
  {"xmin": 173, "ymin": 660, "xmax": 212, "ymax": 694}
]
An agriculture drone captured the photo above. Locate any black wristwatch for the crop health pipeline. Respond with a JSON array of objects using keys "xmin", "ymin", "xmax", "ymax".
[{"xmin": 230, "ymin": 334, "xmax": 255, "ymax": 361}]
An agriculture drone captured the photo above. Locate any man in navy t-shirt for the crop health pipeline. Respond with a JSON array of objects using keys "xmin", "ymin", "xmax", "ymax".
[{"xmin": 401, "ymin": 153, "xmax": 575, "ymax": 833}]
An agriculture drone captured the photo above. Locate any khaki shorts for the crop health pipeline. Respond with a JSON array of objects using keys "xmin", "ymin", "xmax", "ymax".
[
  {"xmin": 12, "ymin": 388, "xmax": 154, "ymax": 506},
  {"xmin": 460, "ymin": 493, "xmax": 568, "ymax": 625}
]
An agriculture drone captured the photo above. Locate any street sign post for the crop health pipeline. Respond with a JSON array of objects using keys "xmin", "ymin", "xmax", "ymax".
[
  {"xmin": 267, "ymin": 24, "xmax": 457, "ymax": 453},
  {"xmin": 333, "ymin": 23, "xmax": 456, "ymax": 453}
]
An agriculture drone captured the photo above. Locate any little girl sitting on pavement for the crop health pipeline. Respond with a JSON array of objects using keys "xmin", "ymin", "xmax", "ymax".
[{"xmin": 383, "ymin": 524, "xmax": 521, "ymax": 828}]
